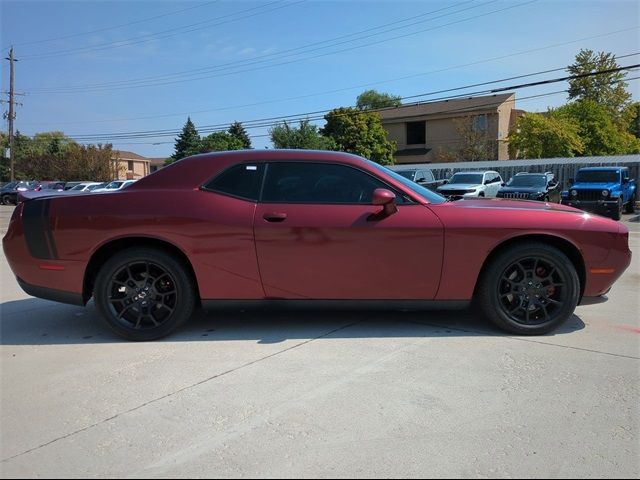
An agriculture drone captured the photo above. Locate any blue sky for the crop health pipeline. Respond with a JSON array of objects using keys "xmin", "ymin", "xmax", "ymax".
[{"xmin": 1, "ymin": 0, "xmax": 639, "ymax": 157}]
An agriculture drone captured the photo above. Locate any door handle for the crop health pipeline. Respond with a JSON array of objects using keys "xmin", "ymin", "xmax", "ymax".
[{"xmin": 263, "ymin": 212, "xmax": 288, "ymax": 222}]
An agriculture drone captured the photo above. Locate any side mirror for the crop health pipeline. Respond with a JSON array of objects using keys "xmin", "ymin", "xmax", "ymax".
[
  {"xmin": 568, "ymin": 178, "xmax": 574, "ymax": 186},
  {"xmin": 416, "ymin": 177, "xmax": 426, "ymax": 183},
  {"xmin": 370, "ymin": 188, "xmax": 398, "ymax": 220},
  {"xmin": 501, "ymin": 182, "xmax": 505, "ymax": 187},
  {"xmin": 623, "ymin": 177, "xmax": 629, "ymax": 184},
  {"xmin": 442, "ymin": 179, "xmax": 449, "ymax": 185},
  {"xmin": 484, "ymin": 180, "xmax": 491, "ymax": 185}
]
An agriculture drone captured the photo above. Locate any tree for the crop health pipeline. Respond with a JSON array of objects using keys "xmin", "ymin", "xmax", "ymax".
[
  {"xmin": 567, "ymin": 49, "xmax": 631, "ymax": 123},
  {"xmin": 553, "ymin": 100, "xmax": 640, "ymax": 156},
  {"xmin": 198, "ymin": 131, "xmax": 244, "ymax": 153},
  {"xmin": 228, "ymin": 121, "xmax": 252, "ymax": 149},
  {"xmin": 623, "ymin": 102, "xmax": 640, "ymax": 138},
  {"xmin": 168, "ymin": 117, "xmax": 200, "ymax": 164},
  {"xmin": 508, "ymin": 113, "xmax": 584, "ymax": 159},
  {"xmin": 270, "ymin": 120, "xmax": 336, "ymax": 150},
  {"xmin": 356, "ymin": 89, "xmax": 402, "ymax": 110},
  {"xmin": 321, "ymin": 108, "xmax": 396, "ymax": 165}
]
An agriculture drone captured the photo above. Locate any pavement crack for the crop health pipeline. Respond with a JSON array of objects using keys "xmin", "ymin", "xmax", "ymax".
[{"xmin": 1, "ymin": 321, "xmax": 360, "ymax": 464}]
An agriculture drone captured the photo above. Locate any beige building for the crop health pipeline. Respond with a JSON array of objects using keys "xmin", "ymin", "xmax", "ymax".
[
  {"xmin": 149, "ymin": 157, "xmax": 167, "ymax": 174},
  {"xmin": 111, "ymin": 150, "xmax": 151, "ymax": 180},
  {"xmin": 379, "ymin": 93, "xmax": 523, "ymax": 164}
]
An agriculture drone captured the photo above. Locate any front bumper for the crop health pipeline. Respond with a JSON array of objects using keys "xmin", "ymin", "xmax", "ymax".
[{"xmin": 561, "ymin": 199, "xmax": 619, "ymax": 216}]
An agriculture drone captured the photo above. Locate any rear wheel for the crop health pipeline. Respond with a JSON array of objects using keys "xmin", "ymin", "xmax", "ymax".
[
  {"xmin": 94, "ymin": 247, "xmax": 196, "ymax": 341},
  {"xmin": 2, "ymin": 194, "xmax": 12, "ymax": 205},
  {"xmin": 475, "ymin": 242, "xmax": 579, "ymax": 335}
]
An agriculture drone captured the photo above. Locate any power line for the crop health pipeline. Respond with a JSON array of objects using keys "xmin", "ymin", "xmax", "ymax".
[
  {"xmin": 24, "ymin": 0, "xmax": 483, "ymax": 88},
  {"xmin": 63, "ymin": 65, "xmax": 640, "ymax": 142},
  {"xmin": 1, "ymin": 1, "xmax": 220, "ymax": 52},
  {"xmin": 26, "ymin": 0, "xmax": 538, "ymax": 94},
  {"xmin": 19, "ymin": 30, "xmax": 640, "ymax": 127},
  {"xmin": 18, "ymin": 1, "xmax": 304, "ymax": 61}
]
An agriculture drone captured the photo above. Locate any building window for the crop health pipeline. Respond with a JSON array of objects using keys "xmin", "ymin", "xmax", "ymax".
[
  {"xmin": 128, "ymin": 160, "xmax": 134, "ymax": 171},
  {"xmin": 406, "ymin": 121, "xmax": 426, "ymax": 145},
  {"xmin": 473, "ymin": 115, "xmax": 487, "ymax": 132}
]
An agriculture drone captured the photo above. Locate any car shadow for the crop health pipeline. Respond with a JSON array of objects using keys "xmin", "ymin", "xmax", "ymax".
[{"xmin": 0, "ymin": 298, "xmax": 586, "ymax": 346}]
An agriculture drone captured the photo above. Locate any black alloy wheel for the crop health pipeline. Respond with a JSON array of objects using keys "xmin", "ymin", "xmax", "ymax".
[
  {"xmin": 94, "ymin": 247, "xmax": 196, "ymax": 341},
  {"xmin": 475, "ymin": 242, "xmax": 579, "ymax": 335}
]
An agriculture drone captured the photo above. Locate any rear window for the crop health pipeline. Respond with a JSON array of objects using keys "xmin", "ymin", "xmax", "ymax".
[{"xmin": 203, "ymin": 164, "xmax": 265, "ymax": 201}]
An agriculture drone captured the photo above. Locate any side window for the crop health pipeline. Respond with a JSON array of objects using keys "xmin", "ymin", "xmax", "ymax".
[
  {"xmin": 202, "ymin": 164, "xmax": 265, "ymax": 201},
  {"xmin": 262, "ymin": 162, "xmax": 400, "ymax": 204}
]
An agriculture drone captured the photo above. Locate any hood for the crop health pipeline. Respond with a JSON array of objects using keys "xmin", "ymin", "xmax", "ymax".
[
  {"xmin": 498, "ymin": 186, "xmax": 544, "ymax": 194},
  {"xmin": 449, "ymin": 197, "xmax": 581, "ymax": 213},
  {"xmin": 571, "ymin": 182, "xmax": 619, "ymax": 190},
  {"xmin": 437, "ymin": 183, "xmax": 482, "ymax": 191}
]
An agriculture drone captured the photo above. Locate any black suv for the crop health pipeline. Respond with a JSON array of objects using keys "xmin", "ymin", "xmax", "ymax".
[
  {"xmin": 0, "ymin": 181, "xmax": 38, "ymax": 205},
  {"xmin": 497, "ymin": 172, "xmax": 560, "ymax": 203}
]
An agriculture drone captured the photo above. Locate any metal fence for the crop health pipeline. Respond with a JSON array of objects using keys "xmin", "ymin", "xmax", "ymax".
[{"xmin": 396, "ymin": 155, "xmax": 640, "ymax": 188}]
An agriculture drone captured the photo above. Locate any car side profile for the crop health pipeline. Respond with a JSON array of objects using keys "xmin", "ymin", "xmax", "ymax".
[
  {"xmin": 3, "ymin": 150, "xmax": 631, "ymax": 341},
  {"xmin": 436, "ymin": 170, "xmax": 503, "ymax": 199}
]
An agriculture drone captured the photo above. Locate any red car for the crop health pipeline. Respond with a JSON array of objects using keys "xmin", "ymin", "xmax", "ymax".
[{"xmin": 3, "ymin": 150, "xmax": 631, "ymax": 340}]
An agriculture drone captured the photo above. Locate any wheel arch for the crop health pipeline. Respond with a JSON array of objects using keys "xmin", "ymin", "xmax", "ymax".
[
  {"xmin": 474, "ymin": 233, "xmax": 586, "ymax": 299},
  {"xmin": 83, "ymin": 236, "xmax": 200, "ymax": 304}
]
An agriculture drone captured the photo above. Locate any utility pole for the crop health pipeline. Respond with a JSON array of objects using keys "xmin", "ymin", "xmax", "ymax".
[{"xmin": 4, "ymin": 47, "xmax": 18, "ymax": 181}]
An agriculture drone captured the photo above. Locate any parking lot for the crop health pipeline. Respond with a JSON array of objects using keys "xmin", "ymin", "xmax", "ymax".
[{"xmin": 0, "ymin": 204, "xmax": 638, "ymax": 478}]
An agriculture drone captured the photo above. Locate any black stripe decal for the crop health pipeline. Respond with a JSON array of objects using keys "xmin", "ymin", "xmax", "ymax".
[{"xmin": 22, "ymin": 199, "xmax": 57, "ymax": 259}]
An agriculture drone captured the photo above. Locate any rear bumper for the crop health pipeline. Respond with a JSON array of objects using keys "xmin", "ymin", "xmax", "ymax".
[{"xmin": 16, "ymin": 277, "xmax": 85, "ymax": 306}]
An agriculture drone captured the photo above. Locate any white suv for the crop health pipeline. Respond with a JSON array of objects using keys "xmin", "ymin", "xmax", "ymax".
[{"xmin": 436, "ymin": 171, "xmax": 503, "ymax": 200}]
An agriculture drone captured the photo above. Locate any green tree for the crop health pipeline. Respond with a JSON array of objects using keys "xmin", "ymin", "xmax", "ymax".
[
  {"xmin": 623, "ymin": 102, "xmax": 640, "ymax": 138},
  {"xmin": 228, "ymin": 121, "xmax": 252, "ymax": 149},
  {"xmin": 198, "ymin": 131, "xmax": 244, "ymax": 153},
  {"xmin": 168, "ymin": 117, "xmax": 200, "ymax": 164},
  {"xmin": 356, "ymin": 89, "xmax": 402, "ymax": 110},
  {"xmin": 508, "ymin": 113, "xmax": 584, "ymax": 159},
  {"xmin": 321, "ymin": 108, "xmax": 396, "ymax": 165},
  {"xmin": 553, "ymin": 100, "xmax": 640, "ymax": 156},
  {"xmin": 270, "ymin": 120, "xmax": 336, "ymax": 150},
  {"xmin": 567, "ymin": 49, "xmax": 631, "ymax": 123}
]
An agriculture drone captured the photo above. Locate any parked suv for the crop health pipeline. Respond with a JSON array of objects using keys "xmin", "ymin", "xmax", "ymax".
[
  {"xmin": 497, "ymin": 172, "xmax": 560, "ymax": 202},
  {"xmin": 561, "ymin": 167, "xmax": 637, "ymax": 220},
  {"xmin": 0, "ymin": 181, "xmax": 38, "ymax": 205},
  {"xmin": 436, "ymin": 171, "xmax": 503, "ymax": 200}
]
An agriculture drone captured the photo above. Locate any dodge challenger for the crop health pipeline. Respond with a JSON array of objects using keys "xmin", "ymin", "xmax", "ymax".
[{"xmin": 3, "ymin": 150, "xmax": 631, "ymax": 340}]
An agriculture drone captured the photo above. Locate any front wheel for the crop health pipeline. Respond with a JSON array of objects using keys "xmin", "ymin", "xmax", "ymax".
[
  {"xmin": 625, "ymin": 193, "xmax": 636, "ymax": 214},
  {"xmin": 475, "ymin": 242, "xmax": 580, "ymax": 335},
  {"xmin": 612, "ymin": 199, "xmax": 622, "ymax": 221},
  {"xmin": 2, "ymin": 194, "xmax": 12, "ymax": 205},
  {"xmin": 94, "ymin": 247, "xmax": 196, "ymax": 341}
]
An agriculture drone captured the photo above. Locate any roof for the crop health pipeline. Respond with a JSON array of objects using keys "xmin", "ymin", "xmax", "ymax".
[
  {"xmin": 378, "ymin": 93, "xmax": 515, "ymax": 121},
  {"xmin": 148, "ymin": 157, "xmax": 168, "ymax": 166},
  {"xmin": 112, "ymin": 150, "xmax": 149, "ymax": 161},
  {"xmin": 578, "ymin": 166, "xmax": 628, "ymax": 171}
]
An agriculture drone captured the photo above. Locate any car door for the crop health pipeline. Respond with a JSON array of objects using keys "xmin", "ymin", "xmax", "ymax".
[{"xmin": 253, "ymin": 161, "xmax": 444, "ymax": 300}]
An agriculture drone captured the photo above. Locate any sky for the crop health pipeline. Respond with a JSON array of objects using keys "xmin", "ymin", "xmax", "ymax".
[{"xmin": 1, "ymin": 0, "xmax": 639, "ymax": 158}]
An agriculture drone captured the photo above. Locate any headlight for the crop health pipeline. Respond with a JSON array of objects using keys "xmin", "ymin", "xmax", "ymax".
[
  {"xmin": 571, "ymin": 190, "xmax": 578, "ymax": 197},
  {"xmin": 465, "ymin": 189, "xmax": 476, "ymax": 194},
  {"xmin": 602, "ymin": 190, "xmax": 609, "ymax": 197},
  {"xmin": 530, "ymin": 192, "xmax": 543, "ymax": 198}
]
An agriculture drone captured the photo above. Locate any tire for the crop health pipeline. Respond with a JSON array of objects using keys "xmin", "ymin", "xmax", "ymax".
[
  {"xmin": 475, "ymin": 242, "xmax": 580, "ymax": 335},
  {"xmin": 612, "ymin": 199, "xmax": 622, "ymax": 221},
  {"xmin": 2, "ymin": 194, "xmax": 12, "ymax": 205},
  {"xmin": 625, "ymin": 193, "xmax": 636, "ymax": 214},
  {"xmin": 94, "ymin": 247, "xmax": 196, "ymax": 341}
]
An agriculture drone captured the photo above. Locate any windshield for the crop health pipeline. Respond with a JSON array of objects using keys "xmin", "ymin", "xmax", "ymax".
[
  {"xmin": 507, "ymin": 175, "xmax": 546, "ymax": 188},
  {"xmin": 396, "ymin": 170, "xmax": 416, "ymax": 180},
  {"xmin": 366, "ymin": 161, "xmax": 445, "ymax": 204},
  {"xmin": 71, "ymin": 184, "xmax": 87, "ymax": 191},
  {"xmin": 105, "ymin": 181, "xmax": 123, "ymax": 189},
  {"xmin": 2, "ymin": 182, "xmax": 18, "ymax": 189},
  {"xmin": 576, "ymin": 170, "xmax": 620, "ymax": 183},
  {"xmin": 87, "ymin": 183, "xmax": 105, "ymax": 191},
  {"xmin": 449, "ymin": 173, "xmax": 484, "ymax": 185}
]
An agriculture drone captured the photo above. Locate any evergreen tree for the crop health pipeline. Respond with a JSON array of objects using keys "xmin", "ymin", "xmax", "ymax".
[
  {"xmin": 168, "ymin": 117, "xmax": 200, "ymax": 164},
  {"xmin": 228, "ymin": 121, "xmax": 252, "ymax": 149}
]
